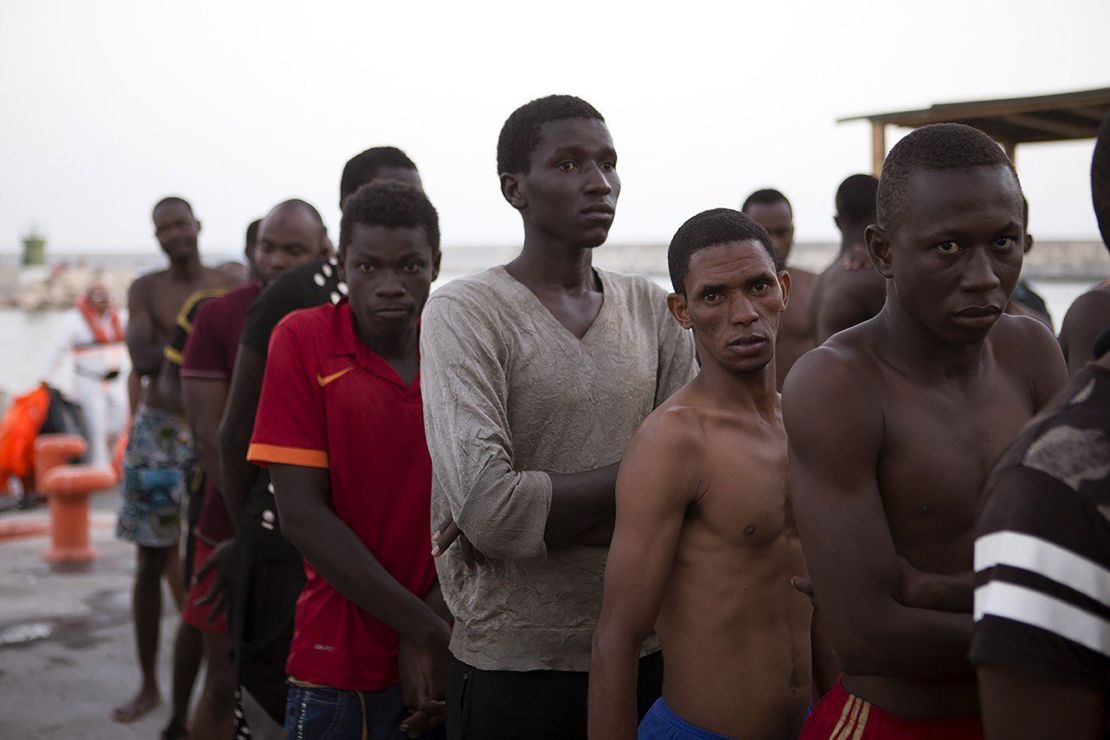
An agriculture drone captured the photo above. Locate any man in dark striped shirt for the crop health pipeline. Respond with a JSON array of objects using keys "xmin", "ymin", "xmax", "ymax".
[
  {"xmin": 971, "ymin": 329, "xmax": 1110, "ymax": 739},
  {"xmin": 971, "ymin": 112, "xmax": 1110, "ymax": 740}
]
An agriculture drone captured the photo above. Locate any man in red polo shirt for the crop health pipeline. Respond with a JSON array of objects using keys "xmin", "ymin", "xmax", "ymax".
[
  {"xmin": 179, "ymin": 200, "xmax": 329, "ymax": 739},
  {"xmin": 249, "ymin": 181, "xmax": 450, "ymax": 740}
]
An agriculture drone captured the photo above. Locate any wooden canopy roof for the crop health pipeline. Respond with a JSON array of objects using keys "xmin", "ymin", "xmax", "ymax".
[{"xmin": 839, "ymin": 87, "xmax": 1110, "ymax": 175}]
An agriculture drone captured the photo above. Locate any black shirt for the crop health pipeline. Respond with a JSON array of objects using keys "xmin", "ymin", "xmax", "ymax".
[
  {"xmin": 971, "ymin": 363, "xmax": 1110, "ymax": 694},
  {"xmin": 240, "ymin": 257, "xmax": 345, "ymax": 355}
]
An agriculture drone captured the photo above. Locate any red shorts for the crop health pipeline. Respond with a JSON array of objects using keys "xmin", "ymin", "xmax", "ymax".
[
  {"xmin": 800, "ymin": 681, "xmax": 983, "ymax": 739},
  {"xmin": 183, "ymin": 539, "xmax": 229, "ymax": 633}
]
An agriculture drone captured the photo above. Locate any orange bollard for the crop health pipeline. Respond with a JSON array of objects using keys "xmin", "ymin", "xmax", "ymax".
[
  {"xmin": 34, "ymin": 434, "xmax": 87, "ymax": 485},
  {"xmin": 38, "ymin": 465, "xmax": 116, "ymax": 563}
]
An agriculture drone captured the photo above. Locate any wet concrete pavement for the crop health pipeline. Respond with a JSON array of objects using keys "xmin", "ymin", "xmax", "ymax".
[{"xmin": 0, "ymin": 488, "xmax": 186, "ymax": 739}]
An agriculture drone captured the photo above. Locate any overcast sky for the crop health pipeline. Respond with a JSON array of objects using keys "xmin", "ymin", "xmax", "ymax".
[{"xmin": 2, "ymin": 0, "xmax": 1108, "ymax": 259}]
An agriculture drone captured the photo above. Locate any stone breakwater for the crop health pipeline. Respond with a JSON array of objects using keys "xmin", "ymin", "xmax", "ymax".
[{"xmin": 1, "ymin": 241, "xmax": 1106, "ymax": 310}]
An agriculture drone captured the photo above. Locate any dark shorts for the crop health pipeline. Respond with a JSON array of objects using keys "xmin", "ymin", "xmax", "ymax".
[
  {"xmin": 637, "ymin": 698, "xmax": 732, "ymax": 740},
  {"xmin": 231, "ymin": 523, "xmax": 305, "ymax": 725},
  {"xmin": 284, "ymin": 683, "xmax": 445, "ymax": 740},
  {"xmin": 799, "ymin": 681, "xmax": 983, "ymax": 740},
  {"xmin": 447, "ymin": 651, "xmax": 663, "ymax": 740}
]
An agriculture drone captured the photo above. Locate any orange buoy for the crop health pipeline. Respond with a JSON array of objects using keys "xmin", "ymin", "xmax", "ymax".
[{"xmin": 38, "ymin": 465, "xmax": 116, "ymax": 564}]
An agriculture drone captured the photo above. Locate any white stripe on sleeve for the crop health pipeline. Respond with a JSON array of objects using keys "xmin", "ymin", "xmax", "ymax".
[
  {"xmin": 975, "ymin": 530, "xmax": 1110, "ymax": 604},
  {"xmin": 975, "ymin": 580, "xmax": 1110, "ymax": 656}
]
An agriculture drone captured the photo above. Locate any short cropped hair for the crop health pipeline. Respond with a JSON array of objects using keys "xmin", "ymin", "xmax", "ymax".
[
  {"xmin": 1093, "ymin": 112, "xmax": 1110, "ymax": 249},
  {"xmin": 340, "ymin": 147, "xmax": 418, "ymax": 204},
  {"xmin": 152, "ymin": 196, "xmax": 193, "ymax": 219},
  {"xmin": 741, "ymin": 189, "xmax": 792, "ymax": 216},
  {"xmin": 835, "ymin": 174, "xmax": 879, "ymax": 222},
  {"xmin": 877, "ymin": 123, "xmax": 1019, "ymax": 232},
  {"xmin": 497, "ymin": 95, "xmax": 605, "ymax": 175},
  {"xmin": 668, "ymin": 208, "xmax": 782, "ymax": 294},
  {"xmin": 339, "ymin": 182, "xmax": 440, "ymax": 257},
  {"xmin": 245, "ymin": 218, "xmax": 262, "ymax": 249},
  {"xmin": 268, "ymin": 199, "xmax": 326, "ymax": 235}
]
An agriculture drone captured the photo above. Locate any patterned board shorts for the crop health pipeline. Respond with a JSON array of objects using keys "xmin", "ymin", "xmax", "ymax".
[{"xmin": 115, "ymin": 407, "xmax": 194, "ymax": 548}]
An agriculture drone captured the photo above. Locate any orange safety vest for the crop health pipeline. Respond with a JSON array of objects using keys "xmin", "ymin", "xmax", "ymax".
[
  {"xmin": 76, "ymin": 297, "xmax": 124, "ymax": 344},
  {"xmin": 0, "ymin": 384, "xmax": 51, "ymax": 489}
]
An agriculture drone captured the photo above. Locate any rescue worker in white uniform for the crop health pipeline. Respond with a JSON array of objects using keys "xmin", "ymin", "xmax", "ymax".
[{"xmin": 48, "ymin": 284, "xmax": 130, "ymax": 467}]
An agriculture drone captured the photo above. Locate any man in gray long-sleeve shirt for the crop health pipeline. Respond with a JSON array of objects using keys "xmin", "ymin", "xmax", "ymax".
[{"xmin": 420, "ymin": 95, "xmax": 697, "ymax": 740}]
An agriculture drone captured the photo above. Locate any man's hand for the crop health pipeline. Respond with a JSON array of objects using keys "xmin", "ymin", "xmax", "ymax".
[
  {"xmin": 431, "ymin": 515, "xmax": 486, "ymax": 569},
  {"xmin": 896, "ymin": 556, "xmax": 974, "ymax": 613},
  {"xmin": 791, "ymin": 575, "xmax": 818, "ymax": 609},
  {"xmin": 195, "ymin": 539, "xmax": 237, "ymax": 621},
  {"xmin": 397, "ymin": 635, "xmax": 448, "ymax": 738}
]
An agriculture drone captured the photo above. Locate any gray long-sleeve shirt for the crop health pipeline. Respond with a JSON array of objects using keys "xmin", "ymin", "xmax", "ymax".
[{"xmin": 420, "ymin": 266, "xmax": 697, "ymax": 672}]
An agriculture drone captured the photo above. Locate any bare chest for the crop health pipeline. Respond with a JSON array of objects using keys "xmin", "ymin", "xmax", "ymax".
[
  {"xmin": 878, "ymin": 377, "xmax": 1035, "ymax": 564},
  {"xmin": 694, "ymin": 431, "xmax": 794, "ymax": 549}
]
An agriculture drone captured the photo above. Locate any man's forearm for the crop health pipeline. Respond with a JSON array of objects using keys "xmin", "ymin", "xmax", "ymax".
[
  {"xmin": 838, "ymin": 602, "xmax": 974, "ymax": 679},
  {"xmin": 899, "ymin": 568, "xmax": 974, "ymax": 613},
  {"xmin": 423, "ymin": 582, "xmax": 452, "ymax": 624},
  {"xmin": 545, "ymin": 464, "xmax": 620, "ymax": 545},
  {"xmin": 285, "ymin": 508, "xmax": 449, "ymax": 649},
  {"xmin": 588, "ymin": 630, "xmax": 642, "ymax": 740},
  {"xmin": 218, "ymin": 414, "xmax": 256, "ymax": 530}
]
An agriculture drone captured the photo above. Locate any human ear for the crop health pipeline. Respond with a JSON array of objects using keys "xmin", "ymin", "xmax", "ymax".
[
  {"xmin": 865, "ymin": 224, "xmax": 894, "ymax": 279},
  {"xmin": 833, "ymin": 214, "xmax": 842, "ymax": 232},
  {"xmin": 1023, "ymin": 233, "xmax": 1034, "ymax": 254},
  {"xmin": 777, "ymin": 270, "xmax": 791, "ymax": 311},
  {"xmin": 500, "ymin": 173, "xmax": 526, "ymax": 210},
  {"xmin": 431, "ymin": 250, "xmax": 442, "ymax": 281},
  {"xmin": 666, "ymin": 292, "xmax": 693, "ymax": 330}
]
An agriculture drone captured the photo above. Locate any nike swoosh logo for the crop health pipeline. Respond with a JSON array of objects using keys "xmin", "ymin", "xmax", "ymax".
[{"xmin": 316, "ymin": 367, "xmax": 353, "ymax": 387}]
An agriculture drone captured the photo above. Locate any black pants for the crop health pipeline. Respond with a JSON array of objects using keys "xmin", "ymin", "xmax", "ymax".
[
  {"xmin": 231, "ymin": 523, "xmax": 305, "ymax": 725},
  {"xmin": 446, "ymin": 651, "xmax": 663, "ymax": 740}
]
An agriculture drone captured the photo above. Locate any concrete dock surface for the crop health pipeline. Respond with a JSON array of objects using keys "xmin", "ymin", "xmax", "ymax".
[{"xmin": 0, "ymin": 488, "xmax": 184, "ymax": 739}]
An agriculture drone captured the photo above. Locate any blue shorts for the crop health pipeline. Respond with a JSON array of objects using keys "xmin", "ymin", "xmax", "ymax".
[{"xmin": 638, "ymin": 697, "xmax": 733, "ymax": 740}]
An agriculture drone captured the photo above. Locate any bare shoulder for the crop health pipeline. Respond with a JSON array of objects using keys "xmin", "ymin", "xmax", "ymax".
[
  {"xmin": 989, "ymin": 312, "xmax": 1061, "ymax": 365},
  {"xmin": 203, "ymin": 266, "xmax": 237, "ymax": 288},
  {"xmin": 785, "ymin": 321, "xmax": 877, "ymax": 398},
  {"xmin": 622, "ymin": 386, "xmax": 708, "ymax": 488},
  {"xmin": 1062, "ymin": 284, "xmax": 1110, "ymax": 330},
  {"xmin": 786, "ymin": 266, "xmax": 817, "ymax": 291}
]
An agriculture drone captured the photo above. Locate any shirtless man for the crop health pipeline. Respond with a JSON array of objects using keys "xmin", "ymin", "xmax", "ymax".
[
  {"xmin": 810, "ymin": 174, "xmax": 886, "ymax": 344},
  {"xmin": 785, "ymin": 124, "xmax": 1068, "ymax": 738},
  {"xmin": 113, "ymin": 196, "xmax": 234, "ymax": 724},
  {"xmin": 590, "ymin": 208, "xmax": 810, "ymax": 740},
  {"xmin": 1060, "ymin": 113, "xmax": 1110, "ymax": 376},
  {"xmin": 743, "ymin": 189, "xmax": 814, "ymax": 388}
]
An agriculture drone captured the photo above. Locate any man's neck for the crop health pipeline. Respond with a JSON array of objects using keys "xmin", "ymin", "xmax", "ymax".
[
  {"xmin": 696, "ymin": 355, "xmax": 780, "ymax": 417},
  {"xmin": 356, "ymin": 320, "xmax": 420, "ymax": 365},
  {"xmin": 877, "ymin": 294, "xmax": 988, "ymax": 379},
  {"xmin": 507, "ymin": 230, "xmax": 598, "ymax": 293},
  {"xmin": 168, "ymin": 253, "xmax": 204, "ymax": 281},
  {"xmin": 837, "ymin": 222, "xmax": 869, "ymax": 256}
]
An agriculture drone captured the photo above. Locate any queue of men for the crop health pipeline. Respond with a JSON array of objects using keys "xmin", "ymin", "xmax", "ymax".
[{"xmin": 106, "ymin": 96, "xmax": 1109, "ymax": 740}]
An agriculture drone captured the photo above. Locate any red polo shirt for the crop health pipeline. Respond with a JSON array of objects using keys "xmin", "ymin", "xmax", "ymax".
[
  {"xmin": 181, "ymin": 282, "xmax": 261, "ymax": 544},
  {"xmin": 247, "ymin": 301, "xmax": 436, "ymax": 691}
]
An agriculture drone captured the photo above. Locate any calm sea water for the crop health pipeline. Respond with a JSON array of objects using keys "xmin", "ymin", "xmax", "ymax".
[{"xmin": 0, "ymin": 278, "xmax": 1098, "ymax": 401}]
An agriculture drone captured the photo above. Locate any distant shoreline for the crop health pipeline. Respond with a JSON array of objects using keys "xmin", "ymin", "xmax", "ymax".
[{"xmin": 0, "ymin": 241, "xmax": 1106, "ymax": 311}]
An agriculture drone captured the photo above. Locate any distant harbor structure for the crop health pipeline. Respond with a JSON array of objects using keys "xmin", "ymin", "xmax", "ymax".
[{"xmin": 20, "ymin": 229, "xmax": 46, "ymax": 267}]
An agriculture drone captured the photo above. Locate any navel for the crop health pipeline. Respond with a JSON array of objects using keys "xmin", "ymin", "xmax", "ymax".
[{"xmin": 744, "ymin": 525, "xmax": 756, "ymax": 536}]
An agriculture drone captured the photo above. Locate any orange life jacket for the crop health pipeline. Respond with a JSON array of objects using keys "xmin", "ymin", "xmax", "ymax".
[
  {"xmin": 0, "ymin": 384, "xmax": 51, "ymax": 489},
  {"xmin": 76, "ymin": 297, "xmax": 124, "ymax": 344}
]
